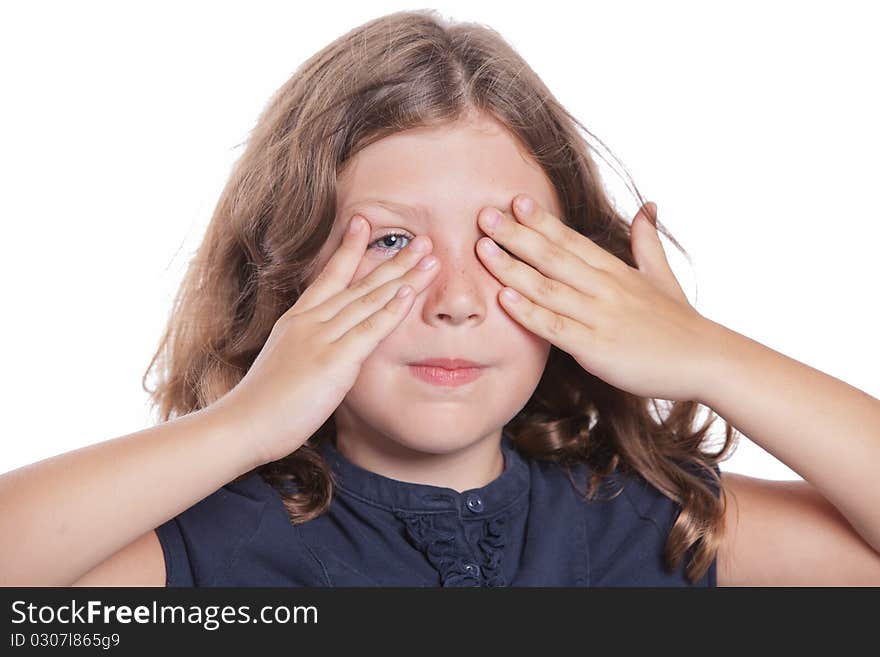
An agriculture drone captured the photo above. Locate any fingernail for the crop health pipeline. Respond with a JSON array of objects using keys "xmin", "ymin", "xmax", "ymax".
[
  {"xmin": 349, "ymin": 215, "xmax": 364, "ymax": 234},
  {"xmin": 417, "ymin": 255, "xmax": 438, "ymax": 270},
  {"xmin": 502, "ymin": 287, "xmax": 521, "ymax": 302},
  {"xmin": 480, "ymin": 238, "xmax": 501, "ymax": 256},
  {"xmin": 515, "ymin": 195, "xmax": 533, "ymax": 215},
  {"xmin": 483, "ymin": 208, "xmax": 502, "ymax": 230},
  {"xmin": 646, "ymin": 202, "xmax": 658, "ymax": 226}
]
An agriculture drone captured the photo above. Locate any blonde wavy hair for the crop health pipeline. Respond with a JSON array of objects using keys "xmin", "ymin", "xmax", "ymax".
[{"xmin": 143, "ymin": 9, "xmax": 740, "ymax": 584}]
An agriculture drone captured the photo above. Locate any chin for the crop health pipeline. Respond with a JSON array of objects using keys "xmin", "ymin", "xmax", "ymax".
[{"xmin": 382, "ymin": 422, "xmax": 489, "ymax": 455}]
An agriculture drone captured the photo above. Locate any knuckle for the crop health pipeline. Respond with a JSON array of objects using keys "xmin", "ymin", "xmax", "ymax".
[
  {"xmin": 606, "ymin": 258, "xmax": 631, "ymax": 280},
  {"xmin": 358, "ymin": 287, "xmax": 385, "ymax": 308},
  {"xmin": 274, "ymin": 313, "xmax": 293, "ymax": 332},
  {"xmin": 351, "ymin": 277, "xmax": 373, "ymax": 296},
  {"xmin": 275, "ymin": 309, "xmax": 299, "ymax": 330},
  {"xmin": 544, "ymin": 240, "xmax": 565, "ymax": 263},
  {"xmin": 357, "ymin": 314, "xmax": 377, "ymax": 334},
  {"xmin": 314, "ymin": 267, "xmax": 331, "ymax": 285},
  {"xmin": 603, "ymin": 279, "xmax": 623, "ymax": 304},
  {"xmin": 548, "ymin": 312, "xmax": 567, "ymax": 336},
  {"xmin": 537, "ymin": 275, "xmax": 557, "ymax": 297},
  {"xmin": 594, "ymin": 268, "xmax": 619, "ymax": 296}
]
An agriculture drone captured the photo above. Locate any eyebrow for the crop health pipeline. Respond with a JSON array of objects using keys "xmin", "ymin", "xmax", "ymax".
[
  {"xmin": 345, "ymin": 199, "xmax": 427, "ymax": 219},
  {"xmin": 341, "ymin": 197, "xmax": 512, "ymax": 220}
]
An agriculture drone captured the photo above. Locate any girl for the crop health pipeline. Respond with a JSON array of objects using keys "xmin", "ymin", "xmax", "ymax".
[{"xmin": 2, "ymin": 9, "xmax": 879, "ymax": 587}]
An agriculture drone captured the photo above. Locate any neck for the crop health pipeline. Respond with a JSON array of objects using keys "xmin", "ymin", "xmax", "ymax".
[{"xmin": 334, "ymin": 426, "xmax": 506, "ymax": 493}]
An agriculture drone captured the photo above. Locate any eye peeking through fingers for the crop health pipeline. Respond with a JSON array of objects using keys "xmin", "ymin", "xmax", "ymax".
[
  {"xmin": 369, "ymin": 231, "xmax": 518, "ymax": 260},
  {"xmin": 365, "ymin": 226, "xmax": 522, "ymax": 268},
  {"xmin": 368, "ymin": 231, "xmax": 414, "ymax": 254}
]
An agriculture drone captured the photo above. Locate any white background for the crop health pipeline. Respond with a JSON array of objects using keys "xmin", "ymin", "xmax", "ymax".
[{"xmin": 1, "ymin": 0, "xmax": 877, "ymax": 480}]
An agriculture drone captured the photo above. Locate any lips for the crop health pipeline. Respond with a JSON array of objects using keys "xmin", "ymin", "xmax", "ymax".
[
  {"xmin": 409, "ymin": 359, "xmax": 485, "ymax": 388},
  {"xmin": 407, "ymin": 358, "xmax": 485, "ymax": 369}
]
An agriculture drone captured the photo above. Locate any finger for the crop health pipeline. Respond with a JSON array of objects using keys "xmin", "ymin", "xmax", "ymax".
[
  {"xmin": 292, "ymin": 214, "xmax": 373, "ymax": 316},
  {"xmin": 477, "ymin": 208, "xmax": 608, "ymax": 296},
  {"xmin": 497, "ymin": 286, "xmax": 597, "ymax": 357},
  {"xmin": 476, "ymin": 224, "xmax": 612, "ymax": 301},
  {"xmin": 324, "ymin": 251, "xmax": 439, "ymax": 343},
  {"xmin": 477, "ymin": 238, "xmax": 600, "ymax": 327},
  {"xmin": 509, "ymin": 193, "xmax": 627, "ymax": 275},
  {"xmin": 331, "ymin": 262, "xmax": 438, "ymax": 361},
  {"xmin": 315, "ymin": 234, "xmax": 434, "ymax": 322}
]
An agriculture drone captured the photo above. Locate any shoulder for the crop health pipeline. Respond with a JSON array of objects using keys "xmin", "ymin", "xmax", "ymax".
[
  {"xmin": 717, "ymin": 472, "xmax": 880, "ymax": 585},
  {"xmin": 172, "ymin": 473, "xmax": 274, "ymax": 535},
  {"xmin": 154, "ymin": 473, "xmax": 279, "ymax": 586},
  {"xmin": 562, "ymin": 459, "xmax": 720, "ymax": 586},
  {"xmin": 621, "ymin": 459, "xmax": 722, "ymax": 525}
]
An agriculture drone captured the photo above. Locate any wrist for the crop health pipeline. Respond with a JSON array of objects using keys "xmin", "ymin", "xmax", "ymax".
[
  {"xmin": 690, "ymin": 315, "xmax": 740, "ymax": 408},
  {"xmin": 199, "ymin": 401, "xmax": 270, "ymax": 474}
]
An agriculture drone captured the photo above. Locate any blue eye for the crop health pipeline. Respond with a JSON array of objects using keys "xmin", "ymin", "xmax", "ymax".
[{"xmin": 368, "ymin": 231, "xmax": 413, "ymax": 254}]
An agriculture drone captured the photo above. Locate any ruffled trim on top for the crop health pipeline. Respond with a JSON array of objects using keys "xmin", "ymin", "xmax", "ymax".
[
  {"xmin": 394, "ymin": 510, "xmax": 508, "ymax": 587},
  {"xmin": 476, "ymin": 514, "xmax": 507, "ymax": 587}
]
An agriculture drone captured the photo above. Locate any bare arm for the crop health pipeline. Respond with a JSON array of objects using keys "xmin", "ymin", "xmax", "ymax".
[
  {"xmin": 696, "ymin": 319, "xmax": 880, "ymax": 553},
  {"xmin": 0, "ymin": 405, "xmax": 262, "ymax": 586}
]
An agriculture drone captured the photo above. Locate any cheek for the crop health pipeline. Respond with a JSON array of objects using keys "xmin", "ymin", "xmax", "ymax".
[
  {"xmin": 526, "ymin": 331, "xmax": 552, "ymax": 356},
  {"xmin": 343, "ymin": 345, "xmax": 407, "ymax": 405},
  {"xmin": 496, "ymin": 317, "xmax": 550, "ymax": 379}
]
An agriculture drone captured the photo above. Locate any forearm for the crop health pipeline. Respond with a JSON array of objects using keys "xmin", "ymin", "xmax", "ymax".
[
  {"xmin": 0, "ymin": 405, "xmax": 261, "ymax": 586},
  {"xmin": 696, "ymin": 318, "xmax": 880, "ymax": 552}
]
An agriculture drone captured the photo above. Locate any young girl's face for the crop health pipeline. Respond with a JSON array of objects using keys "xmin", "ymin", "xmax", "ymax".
[{"xmin": 306, "ymin": 113, "xmax": 561, "ymax": 457}]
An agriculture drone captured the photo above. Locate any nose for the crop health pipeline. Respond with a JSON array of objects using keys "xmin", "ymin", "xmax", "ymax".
[{"xmin": 417, "ymin": 242, "xmax": 499, "ymax": 327}]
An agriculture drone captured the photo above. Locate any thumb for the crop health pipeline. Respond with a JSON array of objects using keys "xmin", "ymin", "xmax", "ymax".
[
  {"xmin": 632, "ymin": 202, "xmax": 689, "ymax": 303},
  {"xmin": 631, "ymin": 202, "xmax": 663, "ymax": 272}
]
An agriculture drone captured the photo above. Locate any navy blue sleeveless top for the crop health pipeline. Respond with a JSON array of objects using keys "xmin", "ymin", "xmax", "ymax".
[{"xmin": 155, "ymin": 433, "xmax": 720, "ymax": 587}]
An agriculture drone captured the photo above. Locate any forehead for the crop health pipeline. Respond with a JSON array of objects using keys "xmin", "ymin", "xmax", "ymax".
[{"xmin": 336, "ymin": 116, "xmax": 561, "ymax": 223}]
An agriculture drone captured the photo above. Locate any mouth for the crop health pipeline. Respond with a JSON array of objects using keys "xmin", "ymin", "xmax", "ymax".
[
  {"xmin": 408, "ymin": 358, "xmax": 485, "ymax": 369},
  {"xmin": 407, "ymin": 358, "xmax": 487, "ymax": 387}
]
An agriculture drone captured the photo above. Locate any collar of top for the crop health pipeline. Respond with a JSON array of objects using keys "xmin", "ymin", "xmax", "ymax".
[{"xmin": 317, "ymin": 432, "xmax": 530, "ymax": 515}]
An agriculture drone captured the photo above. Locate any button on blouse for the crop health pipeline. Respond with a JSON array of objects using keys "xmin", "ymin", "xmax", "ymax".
[{"xmin": 466, "ymin": 494, "xmax": 484, "ymax": 513}]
